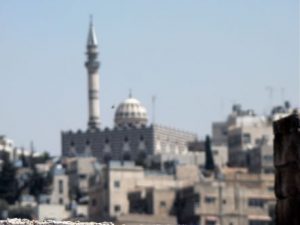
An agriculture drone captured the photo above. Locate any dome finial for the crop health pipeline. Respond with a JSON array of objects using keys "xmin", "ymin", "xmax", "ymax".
[{"xmin": 129, "ymin": 89, "xmax": 132, "ymax": 98}]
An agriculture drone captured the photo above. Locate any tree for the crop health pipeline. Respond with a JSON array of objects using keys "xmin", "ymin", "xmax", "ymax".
[
  {"xmin": 0, "ymin": 155, "xmax": 18, "ymax": 204},
  {"xmin": 28, "ymin": 164, "xmax": 49, "ymax": 201},
  {"xmin": 204, "ymin": 135, "xmax": 215, "ymax": 171}
]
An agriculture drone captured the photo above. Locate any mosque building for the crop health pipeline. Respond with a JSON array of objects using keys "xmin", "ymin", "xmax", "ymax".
[{"xmin": 61, "ymin": 19, "xmax": 200, "ymax": 165}]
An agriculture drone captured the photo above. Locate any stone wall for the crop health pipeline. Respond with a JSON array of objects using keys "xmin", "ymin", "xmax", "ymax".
[
  {"xmin": 0, "ymin": 219, "xmax": 113, "ymax": 225},
  {"xmin": 274, "ymin": 112, "xmax": 300, "ymax": 225}
]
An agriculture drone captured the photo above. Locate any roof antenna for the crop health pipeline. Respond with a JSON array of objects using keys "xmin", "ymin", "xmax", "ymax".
[{"xmin": 152, "ymin": 95, "xmax": 156, "ymax": 124}]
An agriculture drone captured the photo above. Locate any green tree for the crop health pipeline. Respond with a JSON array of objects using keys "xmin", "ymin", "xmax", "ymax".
[
  {"xmin": 28, "ymin": 164, "xmax": 48, "ymax": 201},
  {"xmin": 0, "ymin": 155, "xmax": 17, "ymax": 204},
  {"xmin": 204, "ymin": 135, "xmax": 215, "ymax": 171}
]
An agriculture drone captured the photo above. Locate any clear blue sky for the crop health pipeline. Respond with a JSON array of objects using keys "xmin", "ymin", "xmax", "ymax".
[{"xmin": 0, "ymin": 0, "xmax": 298, "ymax": 155}]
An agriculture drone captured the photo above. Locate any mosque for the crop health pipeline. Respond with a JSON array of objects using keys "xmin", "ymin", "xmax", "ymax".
[{"xmin": 61, "ymin": 19, "xmax": 200, "ymax": 165}]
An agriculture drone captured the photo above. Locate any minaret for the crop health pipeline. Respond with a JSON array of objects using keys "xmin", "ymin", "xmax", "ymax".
[{"xmin": 85, "ymin": 16, "xmax": 100, "ymax": 131}]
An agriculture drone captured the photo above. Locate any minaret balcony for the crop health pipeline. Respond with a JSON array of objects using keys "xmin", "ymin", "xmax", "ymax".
[{"xmin": 85, "ymin": 61, "xmax": 100, "ymax": 70}]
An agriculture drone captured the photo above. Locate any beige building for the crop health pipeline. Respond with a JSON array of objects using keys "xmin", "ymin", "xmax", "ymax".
[
  {"xmin": 50, "ymin": 164, "xmax": 70, "ymax": 205},
  {"xmin": 212, "ymin": 104, "xmax": 274, "ymax": 170},
  {"xmin": 227, "ymin": 116, "xmax": 272, "ymax": 168},
  {"xmin": 99, "ymin": 161, "xmax": 199, "ymax": 223},
  {"xmin": 178, "ymin": 169, "xmax": 275, "ymax": 225},
  {"xmin": 38, "ymin": 204, "xmax": 71, "ymax": 220},
  {"xmin": 63, "ymin": 156, "xmax": 103, "ymax": 221}
]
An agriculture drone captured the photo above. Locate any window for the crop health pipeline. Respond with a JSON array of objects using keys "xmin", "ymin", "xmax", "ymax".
[
  {"xmin": 91, "ymin": 198, "xmax": 97, "ymax": 206},
  {"xmin": 104, "ymin": 154, "xmax": 111, "ymax": 163},
  {"xmin": 264, "ymin": 168, "xmax": 274, "ymax": 174},
  {"xmin": 124, "ymin": 136, "xmax": 128, "ymax": 142},
  {"xmin": 104, "ymin": 181, "xmax": 108, "ymax": 190},
  {"xmin": 86, "ymin": 139, "xmax": 90, "ymax": 145},
  {"xmin": 123, "ymin": 153, "xmax": 131, "ymax": 161},
  {"xmin": 242, "ymin": 133, "xmax": 251, "ymax": 144},
  {"xmin": 249, "ymin": 221, "xmax": 267, "ymax": 225},
  {"xmin": 268, "ymin": 186, "xmax": 274, "ymax": 192},
  {"xmin": 59, "ymin": 198, "xmax": 63, "ymax": 205},
  {"xmin": 248, "ymin": 198, "xmax": 265, "ymax": 208},
  {"xmin": 114, "ymin": 205, "xmax": 121, "ymax": 212},
  {"xmin": 205, "ymin": 220, "xmax": 216, "ymax": 225},
  {"xmin": 114, "ymin": 180, "xmax": 120, "ymax": 188},
  {"xmin": 105, "ymin": 138, "xmax": 109, "ymax": 144},
  {"xmin": 79, "ymin": 174, "xmax": 87, "ymax": 179},
  {"xmin": 58, "ymin": 180, "xmax": 63, "ymax": 194},
  {"xmin": 160, "ymin": 201, "xmax": 166, "ymax": 208},
  {"xmin": 228, "ymin": 134, "xmax": 242, "ymax": 148},
  {"xmin": 263, "ymin": 155, "xmax": 273, "ymax": 161},
  {"xmin": 205, "ymin": 196, "xmax": 216, "ymax": 204},
  {"xmin": 213, "ymin": 150, "xmax": 218, "ymax": 155},
  {"xmin": 194, "ymin": 193, "xmax": 200, "ymax": 208}
]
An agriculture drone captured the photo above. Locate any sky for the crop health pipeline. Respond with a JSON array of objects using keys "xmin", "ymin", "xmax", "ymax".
[{"xmin": 0, "ymin": 0, "xmax": 299, "ymax": 155}]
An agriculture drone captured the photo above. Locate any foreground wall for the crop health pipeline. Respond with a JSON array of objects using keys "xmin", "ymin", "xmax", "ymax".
[
  {"xmin": 0, "ymin": 219, "xmax": 113, "ymax": 225},
  {"xmin": 274, "ymin": 112, "xmax": 300, "ymax": 225}
]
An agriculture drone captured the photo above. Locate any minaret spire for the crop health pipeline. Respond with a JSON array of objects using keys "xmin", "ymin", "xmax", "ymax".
[
  {"xmin": 85, "ymin": 16, "xmax": 100, "ymax": 131},
  {"xmin": 87, "ymin": 15, "xmax": 98, "ymax": 46}
]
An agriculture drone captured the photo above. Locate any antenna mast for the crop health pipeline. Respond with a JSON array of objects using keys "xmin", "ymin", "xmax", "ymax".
[{"xmin": 152, "ymin": 95, "xmax": 156, "ymax": 124}]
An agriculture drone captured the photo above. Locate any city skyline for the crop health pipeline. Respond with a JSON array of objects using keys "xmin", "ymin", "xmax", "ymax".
[{"xmin": 0, "ymin": 1, "xmax": 298, "ymax": 155}]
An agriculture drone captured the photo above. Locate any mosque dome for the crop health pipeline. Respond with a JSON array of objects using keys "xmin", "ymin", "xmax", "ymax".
[{"xmin": 114, "ymin": 96, "xmax": 148, "ymax": 128}]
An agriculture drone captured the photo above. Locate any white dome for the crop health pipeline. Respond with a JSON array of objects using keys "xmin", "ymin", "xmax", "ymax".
[{"xmin": 114, "ymin": 97, "xmax": 148, "ymax": 128}]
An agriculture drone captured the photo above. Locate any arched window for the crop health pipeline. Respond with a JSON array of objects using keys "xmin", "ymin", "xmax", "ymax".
[
  {"xmin": 104, "ymin": 154, "xmax": 112, "ymax": 163},
  {"xmin": 123, "ymin": 153, "xmax": 131, "ymax": 161}
]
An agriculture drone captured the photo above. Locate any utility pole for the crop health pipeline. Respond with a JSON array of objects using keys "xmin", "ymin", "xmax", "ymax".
[{"xmin": 152, "ymin": 95, "xmax": 156, "ymax": 124}]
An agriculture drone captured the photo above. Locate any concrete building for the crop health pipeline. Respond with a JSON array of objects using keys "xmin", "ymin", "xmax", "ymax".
[
  {"xmin": 248, "ymin": 144, "xmax": 274, "ymax": 174},
  {"xmin": 227, "ymin": 112, "xmax": 273, "ymax": 167},
  {"xmin": 0, "ymin": 135, "xmax": 44, "ymax": 164},
  {"xmin": 177, "ymin": 169, "xmax": 275, "ymax": 225},
  {"xmin": 212, "ymin": 104, "xmax": 275, "ymax": 170},
  {"xmin": 50, "ymin": 164, "xmax": 69, "ymax": 206},
  {"xmin": 38, "ymin": 204, "xmax": 71, "ymax": 221},
  {"xmin": 38, "ymin": 164, "xmax": 71, "ymax": 221},
  {"xmin": 212, "ymin": 103, "xmax": 292, "ymax": 171},
  {"xmin": 96, "ymin": 161, "xmax": 200, "ymax": 223},
  {"xmin": 62, "ymin": 156, "xmax": 103, "ymax": 221}
]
